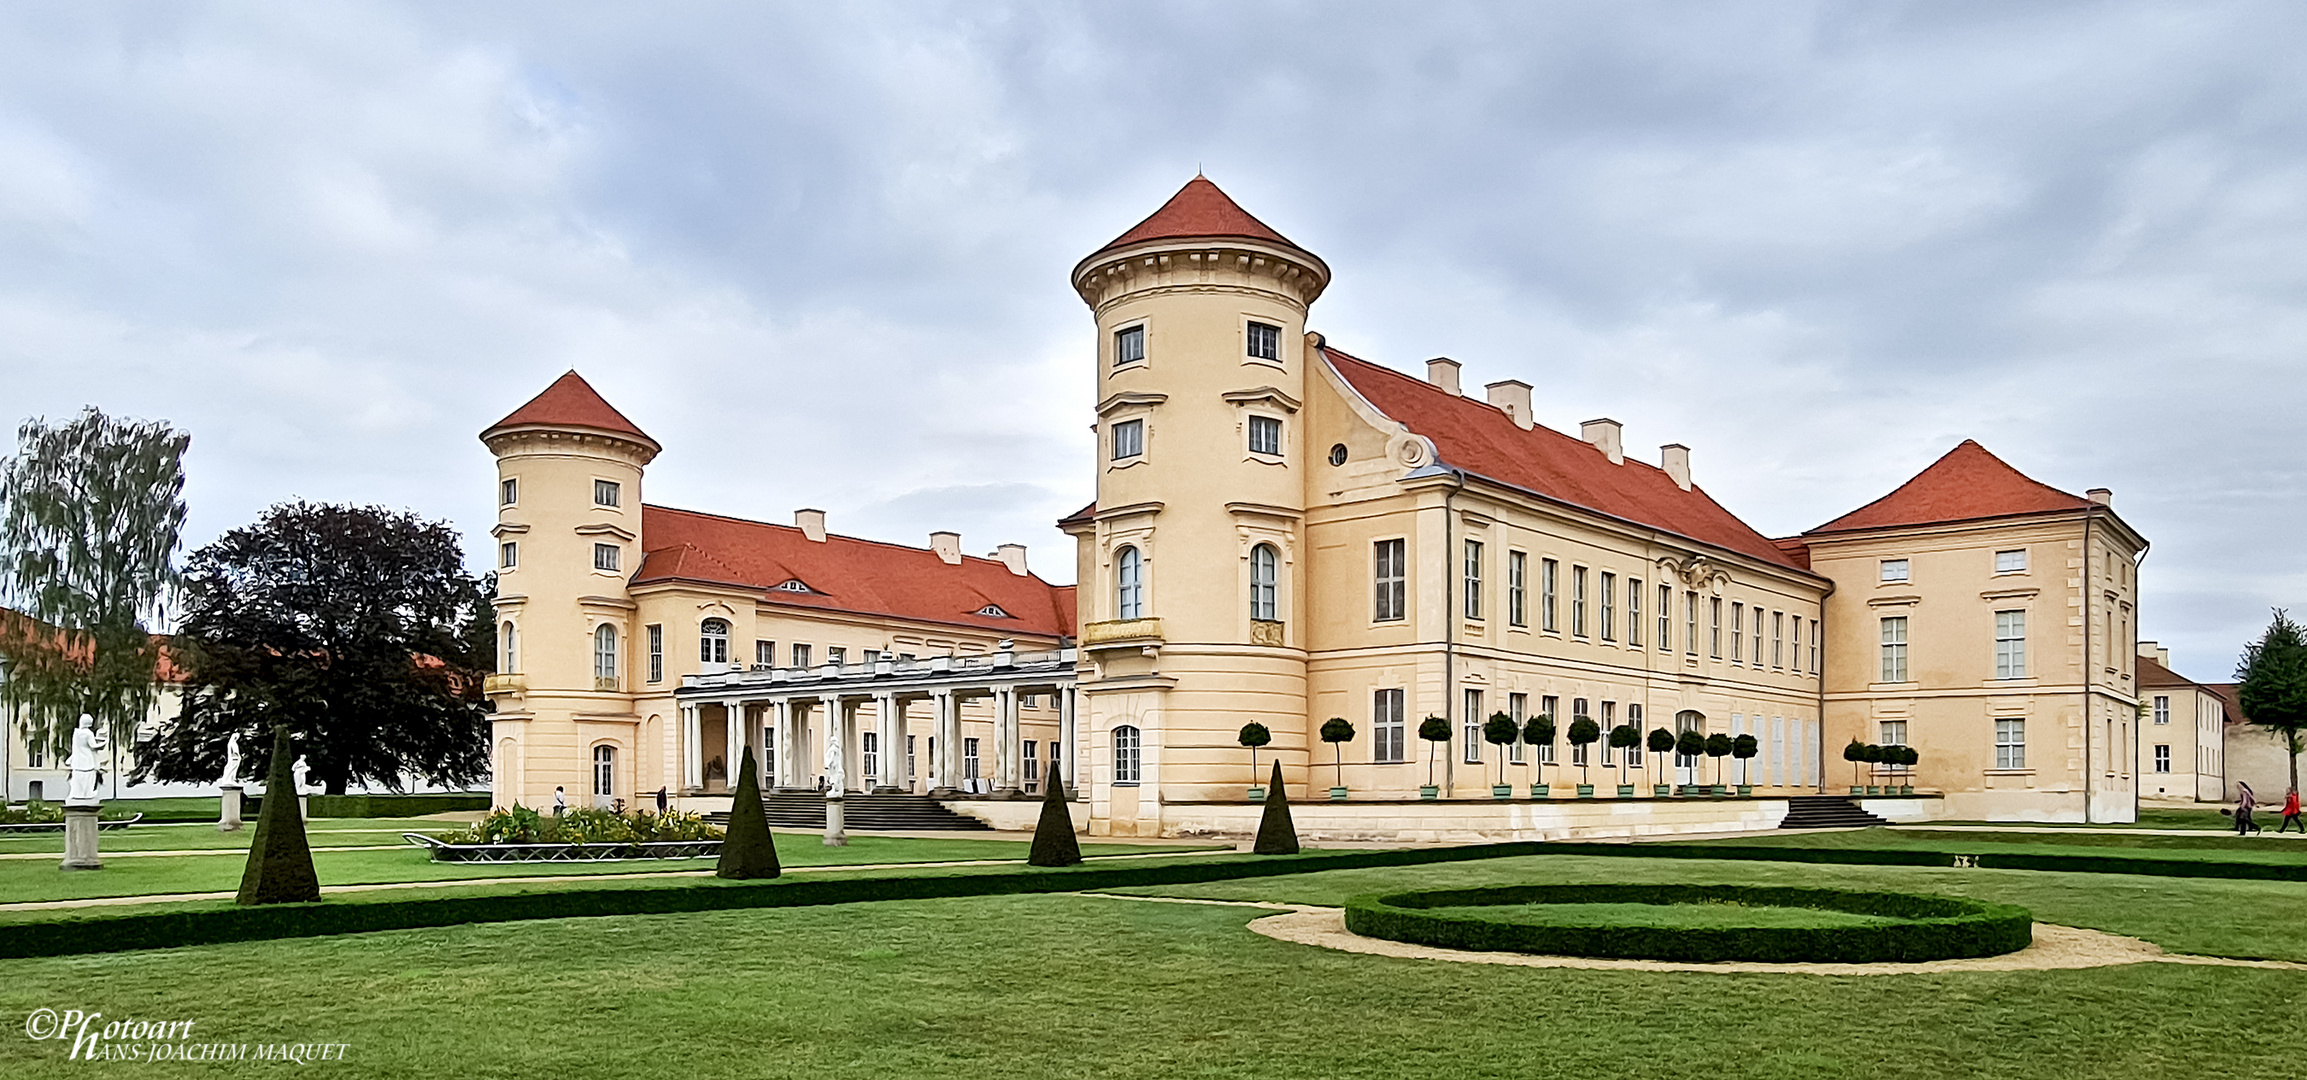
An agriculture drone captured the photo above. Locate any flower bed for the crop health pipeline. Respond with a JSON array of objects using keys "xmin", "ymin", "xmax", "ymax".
[
  {"xmin": 402, "ymin": 833, "xmax": 722, "ymax": 863},
  {"xmin": 1343, "ymin": 883, "xmax": 2032, "ymax": 963},
  {"xmin": 0, "ymin": 810, "xmax": 142, "ymax": 833},
  {"xmin": 413, "ymin": 804, "xmax": 725, "ymax": 862}
]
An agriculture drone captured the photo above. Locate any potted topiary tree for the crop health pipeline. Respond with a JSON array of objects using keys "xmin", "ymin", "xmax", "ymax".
[
  {"xmin": 1647, "ymin": 728, "xmax": 1676, "ymax": 797},
  {"xmin": 1704, "ymin": 733, "xmax": 1733, "ymax": 794},
  {"xmin": 1896, "ymin": 744, "xmax": 1919, "ymax": 794},
  {"xmin": 1239, "ymin": 722, "xmax": 1272, "ymax": 802},
  {"xmin": 1608, "ymin": 724, "xmax": 1640, "ymax": 797},
  {"xmin": 1675, "ymin": 729, "xmax": 1706, "ymax": 795},
  {"xmin": 1843, "ymin": 738, "xmax": 1867, "ymax": 795},
  {"xmin": 1523, "ymin": 713, "xmax": 1556, "ymax": 798},
  {"xmin": 1567, "ymin": 715, "xmax": 1600, "ymax": 797},
  {"xmin": 1484, "ymin": 712, "xmax": 1519, "ymax": 798},
  {"xmin": 1732, "ymin": 733, "xmax": 1759, "ymax": 796},
  {"xmin": 1320, "ymin": 717, "xmax": 1355, "ymax": 800},
  {"xmin": 1417, "ymin": 715, "xmax": 1450, "ymax": 799},
  {"xmin": 1861, "ymin": 743, "xmax": 1885, "ymax": 795}
]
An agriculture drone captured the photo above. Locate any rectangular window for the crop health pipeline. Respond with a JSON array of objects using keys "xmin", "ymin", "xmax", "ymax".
[
  {"xmin": 1809, "ymin": 619, "xmax": 1820, "ymax": 674},
  {"xmin": 1247, "ymin": 415, "xmax": 1282, "ymax": 456},
  {"xmin": 1463, "ymin": 689, "xmax": 1484, "ymax": 764},
  {"xmin": 907, "ymin": 735, "xmax": 917, "ymax": 780},
  {"xmin": 1114, "ymin": 325, "xmax": 1145, "ymax": 367},
  {"xmin": 2153, "ymin": 744, "xmax": 2171, "ymax": 773},
  {"xmin": 1626, "ymin": 704, "xmax": 1644, "ymax": 767},
  {"xmin": 1508, "ymin": 692, "xmax": 1527, "ymax": 763},
  {"xmin": 1659, "ymin": 585, "xmax": 1673, "ymax": 652},
  {"xmin": 1791, "ymin": 619, "xmax": 1803, "ymax": 675},
  {"xmin": 1995, "ymin": 719, "xmax": 2027, "ymax": 770},
  {"xmin": 1879, "ymin": 719, "xmax": 1907, "ymax": 750},
  {"xmin": 1373, "ymin": 688, "xmax": 1406, "ymax": 763},
  {"xmin": 862, "ymin": 732, "xmax": 880, "ymax": 785},
  {"xmin": 1022, "ymin": 741, "xmax": 1038, "ymax": 789},
  {"xmin": 1730, "ymin": 603, "xmax": 1744, "ymax": 663},
  {"xmin": 1708, "ymin": 597, "xmax": 1722, "ymax": 658},
  {"xmin": 1570, "ymin": 698, "xmax": 1590, "ymax": 766},
  {"xmin": 594, "ymin": 479, "xmax": 621, "ymax": 507},
  {"xmin": 792, "ymin": 643, "xmax": 812, "ymax": 667},
  {"xmin": 1541, "ymin": 559, "xmax": 1559, "ymax": 632},
  {"xmin": 1772, "ymin": 612, "xmax": 1785, "ymax": 669},
  {"xmin": 1374, "ymin": 539, "xmax": 1407, "ymax": 622},
  {"xmin": 1996, "ymin": 548, "xmax": 2028, "ymax": 574},
  {"xmin": 1111, "ymin": 418, "xmax": 1144, "ymax": 460},
  {"xmin": 1627, "ymin": 579, "xmax": 1643, "ymax": 647},
  {"xmin": 755, "ymin": 640, "xmax": 774, "ymax": 666},
  {"xmin": 500, "ymin": 478, "xmax": 518, "ymax": 506},
  {"xmin": 1881, "ymin": 616, "xmax": 1909, "ymax": 682},
  {"xmin": 1246, "ymin": 321, "xmax": 1280, "ymax": 361},
  {"xmin": 1508, "ymin": 551, "xmax": 1527, "ymax": 628},
  {"xmin": 1995, "ymin": 610, "xmax": 2027, "ymax": 679},
  {"xmin": 592, "ymin": 543, "xmax": 620, "ymax": 572},
  {"xmin": 1686, "ymin": 592, "xmax": 1699, "ymax": 655},
  {"xmin": 1463, "ymin": 540, "xmax": 1484, "ymax": 620},
  {"xmin": 1113, "ymin": 728, "xmax": 1140, "ymax": 783},
  {"xmin": 500, "ymin": 542, "xmax": 518, "ymax": 569},
  {"xmin": 1880, "ymin": 558, "xmax": 1910, "ymax": 583},
  {"xmin": 827, "ymin": 647, "xmax": 847, "ymax": 665},
  {"xmin": 1571, "ymin": 566, "xmax": 1588, "ymax": 637},
  {"xmin": 2153, "ymin": 695, "xmax": 2171, "ymax": 725},
  {"xmin": 1600, "ymin": 572, "xmax": 1616, "ymax": 641},
  {"xmin": 646, "ymin": 624, "xmax": 663, "ymax": 683},
  {"xmin": 1539, "ymin": 696, "xmax": 1559, "ymax": 763},
  {"xmin": 964, "ymin": 738, "xmax": 981, "ymax": 783}
]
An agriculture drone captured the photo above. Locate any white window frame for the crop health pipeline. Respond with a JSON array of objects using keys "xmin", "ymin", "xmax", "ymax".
[
  {"xmin": 1996, "ymin": 548, "xmax": 2028, "ymax": 574},
  {"xmin": 1508, "ymin": 693, "xmax": 1527, "ymax": 763},
  {"xmin": 1249, "ymin": 543, "xmax": 1279, "ymax": 622},
  {"xmin": 1111, "ymin": 418, "xmax": 1144, "ymax": 461},
  {"xmin": 593, "ymin": 745, "xmax": 614, "ymax": 798},
  {"xmin": 646, "ymin": 624, "xmax": 663, "ymax": 683},
  {"xmin": 1881, "ymin": 616, "xmax": 1909, "ymax": 683},
  {"xmin": 1507, "ymin": 551, "xmax": 1527, "ymax": 628},
  {"xmin": 699, "ymin": 619, "xmax": 730, "ymax": 665},
  {"xmin": 1995, "ymin": 610, "xmax": 2027, "ymax": 679},
  {"xmin": 1627, "ymin": 579, "xmax": 1643, "ymax": 647},
  {"xmin": 1772, "ymin": 611, "xmax": 1785, "ymax": 670},
  {"xmin": 1247, "ymin": 414, "xmax": 1282, "ymax": 457},
  {"xmin": 1374, "ymin": 688, "xmax": 1406, "ymax": 763},
  {"xmin": 1112, "ymin": 726, "xmax": 1141, "ymax": 784},
  {"xmin": 1462, "ymin": 688, "xmax": 1483, "ymax": 764},
  {"xmin": 593, "ymin": 624, "xmax": 618, "ymax": 685},
  {"xmin": 791, "ymin": 643, "xmax": 812, "ymax": 667},
  {"xmin": 1730, "ymin": 603, "xmax": 1744, "ymax": 663},
  {"xmin": 1599, "ymin": 572, "xmax": 1616, "ymax": 642},
  {"xmin": 1571, "ymin": 566, "xmax": 1588, "ymax": 638},
  {"xmin": 593, "ymin": 542, "xmax": 621, "ymax": 573},
  {"xmin": 500, "ymin": 477, "xmax": 518, "ymax": 506},
  {"xmin": 1113, "ymin": 324, "xmax": 1146, "ymax": 368},
  {"xmin": 1995, "ymin": 718, "xmax": 2027, "ymax": 770},
  {"xmin": 500, "ymin": 542, "xmax": 517, "ymax": 570},
  {"xmin": 1116, "ymin": 545, "xmax": 1146, "ymax": 620},
  {"xmin": 1246, "ymin": 320, "xmax": 1281, "ymax": 362},
  {"xmin": 1374, "ymin": 539, "xmax": 1407, "ymax": 622},
  {"xmin": 1541, "ymin": 558, "xmax": 1559, "ymax": 633},
  {"xmin": 593, "ymin": 479, "xmax": 621, "ymax": 508},
  {"xmin": 2153, "ymin": 695, "xmax": 2170, "ymax": 725},
  {"xmin": 2153, "ymin": 744, "xmax": 2171, "ymax": 773},
  {"xmin": 1464, "ymin": 540, "xmax": 1484, "ymax": 620},
  {"xmin": 1880, "ymin": 558, "xmax": 1910, "ymax": 583}
]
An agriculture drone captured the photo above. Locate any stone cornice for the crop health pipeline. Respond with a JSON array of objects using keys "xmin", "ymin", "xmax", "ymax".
[{"xmin": 1072, "ymin": 237, "xmax": 1329, "ymax": 313}]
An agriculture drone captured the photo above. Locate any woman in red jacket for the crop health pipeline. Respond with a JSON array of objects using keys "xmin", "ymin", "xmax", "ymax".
[{"xmin": 2279, "ymin": 787, "xmax": 2304, "ymax": 834}]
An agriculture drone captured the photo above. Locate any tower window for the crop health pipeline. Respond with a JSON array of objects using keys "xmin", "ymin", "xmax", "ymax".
[
  {"xmin": 593, "ymin": 624, "xmax": 619, "ymax": 685},
  {"xmin": 500, "ymin": 478, "xmax": 517, "ymax": 506},
  {"xmin": 500, "ymin": 542, "xmax": 517, "ymax": 569},
  {"xmin": 1112, "ymin": 419, "xmax": 1144, "ymax": 460},
  {"xmin": 1248, "ymin": 415, "xmax": 1282, "ymax": 456},
  {"xmin": 501, "ymin": 621, "xmax": 518, "ymax": 674},
  {"xmin": 1116, "ymin": 546, "xmax": 1145, "ymax": 620},
  {"xmin": 1114, "ymin": 325, "xmax": 1146, "ymax": 367},
  {"xmin": 647, "ymin": 624, "xmax": 663, "ymax": 683},
  {"xmin": 1246, "ymin": 321, "xmax": 1280, "ymax": 362},
  {"xmin": 1250, "ymin": 543, "xmax": 1279, "ymax": 621},
  {"xmin": 593, "ymin": 543, "xmax": 621, "ymax": 572},
  {"xmin": 594, "ymin": 479, "xmax": 621, "ymax": 507}
]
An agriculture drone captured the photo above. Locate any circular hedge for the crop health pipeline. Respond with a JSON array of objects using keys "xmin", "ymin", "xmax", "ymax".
[{"xmin": 1343, "ymin": 884, "xmax": 2032, "ymax": 963}]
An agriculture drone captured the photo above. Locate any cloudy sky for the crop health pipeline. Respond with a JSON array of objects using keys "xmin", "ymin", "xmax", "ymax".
[{"xmin": 1, "ymin": 2, "xmax": 2300, "ymax": 676}]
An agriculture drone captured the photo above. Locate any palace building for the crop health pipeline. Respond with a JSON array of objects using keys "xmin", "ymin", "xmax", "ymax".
[{"xmin": 481, "ymin": 177, "xmax": 2152, "ymax": 835}]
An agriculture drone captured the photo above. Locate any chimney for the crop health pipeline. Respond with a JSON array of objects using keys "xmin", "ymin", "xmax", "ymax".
[
  {"xmin": 795, "ymin": 508, "xmax": 827, "ymax": 543},
  {"xmin": 1660, "ymin": 444, "xmax": 1691, "ymax": 491},
  {"xmin": 2139, "ymin": 640, "xmax": 2171, "ymax": 667},
  {"xmin": 1485, "ymin": 380, "xmax": 1534, "ymax": 430},
  {"xmin": 930, "ymin": 530, "xmax": 962, "ymax": 565},
  {"xmin": 1580, "ymin": 418, "xmax": 1624, "ymax": 465},
  {"xmin": 1426, "ymin": 357, "xmax": 1461, "ymax": 396},
  {"xmin": 2088, "ymin": 487, "xmax": 2113, "ymax": 506},
  {"xmin": 994, "ymin": 543, "xmax": 1029, "ymax": 576}
]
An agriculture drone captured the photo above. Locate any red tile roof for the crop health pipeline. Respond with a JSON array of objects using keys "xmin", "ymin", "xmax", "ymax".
[
  {"xmin": 1091, "ymin": 176, "xmax": 1303, "ymax": 256},
  {"xmin": 634, "ymin": 506, "xmax": 1074, "ymax": 638},
  {"xmin": 1323, "ymin": 348, "xmax": 1806, "ymax": 571},
  {"xmin": 482, "ymin": 371, "xmax": 657, "ymax": 448},
  {"xmin": 2137, "ymin": 654, "xmax": 2201, "ymax": 690},
  {"xmin": 1808, "ymin": 439, "xmax": 2091, "ymax": 535}
]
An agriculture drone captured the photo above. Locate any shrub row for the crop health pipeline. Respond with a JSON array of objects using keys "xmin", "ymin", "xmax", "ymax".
[
  {"xmin": 1343, "ymin": 883, "xmax": 2033, "ymax": 964},
  {"xmin": 1532, "ymin": 842, "xmax": 2307, "ymax": 882},
  {"xmin": 305, "ymin": 793, "xmax": 493, "ymax": 818}
]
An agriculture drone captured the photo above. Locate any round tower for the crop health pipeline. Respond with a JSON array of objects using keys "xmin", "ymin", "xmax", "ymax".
[
  {"xmin": 478, "ymin": 371, "xmax": 659, "ymax": 809},
  {"xmin": 1067, "ymin": 177, "xmax": 1330, "ymax": 831}
]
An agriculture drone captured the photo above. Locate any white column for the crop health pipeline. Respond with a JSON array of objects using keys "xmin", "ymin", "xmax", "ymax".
[
  {"xmin": 993, "ymin": 686, "xmax": 1019, "ymax": 795},
  {"xmin": 821, "ymin": 694, "xmax": 845, "ymax": 792},
  {"xmin": 930, "ymin": 690, "xmax": 957, "ymax": 796},
  {"xmin": 1059, "ymin": 685, "xmax": 1078, "ymax": 793},
  {"xmin": 873, "ymin": 692, "xmax": 899, "ymax": 793},
  {"xmin": 723, "ymin": 701, "xmax": 743, "ymax": 793},
  {"xmin": 767, "ymin": 699, "xmax": 789, "ymax": 789}
]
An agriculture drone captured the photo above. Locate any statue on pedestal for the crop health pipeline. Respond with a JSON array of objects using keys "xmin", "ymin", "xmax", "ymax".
[
  {"xmin": 822, "ymin": 732, "xmax": 845, "ymax": 795},
  {"xmin": 64, "ymin": 714, "xmax": 106, "ymax": 807},
  {"xmin": 219, "ymin": 733, "xmax": 243, "ymax": 786}
]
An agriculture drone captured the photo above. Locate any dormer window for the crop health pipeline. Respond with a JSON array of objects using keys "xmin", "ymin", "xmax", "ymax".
[
  {"xmin": 977, "ymin": 604, "xmax": 1010, "ymax": 618},
  {"xmin": 774, "ymin": 579, "xmax": 812, "ymax": 593}
]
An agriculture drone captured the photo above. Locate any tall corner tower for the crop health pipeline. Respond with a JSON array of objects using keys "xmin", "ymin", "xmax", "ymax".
[
  {"xmin": 477, "ymin": 370, "xmax": 660, "ymax": 809},
  {"xmin": 1068, "ymin": 176, "xmax": 1330, "ymax": 831}
]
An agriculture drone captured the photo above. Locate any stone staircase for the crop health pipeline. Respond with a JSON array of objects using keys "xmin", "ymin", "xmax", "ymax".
[
  {"xmin": 1778, "ymin": 795, "xmax": 1894, "ymax": 830},
  {"xmin": 706, "ymin": 790, "xmax": 994, "ymax": 832}
]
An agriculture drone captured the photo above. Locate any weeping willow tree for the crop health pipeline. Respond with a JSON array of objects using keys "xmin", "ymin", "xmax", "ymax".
[{"xmin": 0, "ymin": 408, "xmax": 189, "ymax": 766}]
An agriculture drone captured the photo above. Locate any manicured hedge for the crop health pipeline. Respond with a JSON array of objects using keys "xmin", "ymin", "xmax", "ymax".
[
  {"xmin": 305, "ymin": 793, "xmax": 493, "ymax": 818},
  {"xmin": 1533, "ymin": 842, "xmax": 2307, "ymax": 882},
  {"xmin": 1343, "ymin": 883, "xmax": 2033, "ymax": 963}
]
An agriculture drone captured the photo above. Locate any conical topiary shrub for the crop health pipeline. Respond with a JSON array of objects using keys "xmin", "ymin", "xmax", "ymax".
[
  {"xmin": 1028, "ymin": 771, "xmax": 1082, "ymax": 867},
  {"xmin": 717, "ymin": 743, "xmax": 781, "ymax": 879},
  {"xmin": 236, "ymin": 725, "xmax": 319, "ymax": 905},
  {"xmin": 1253, "ymin": 760, "xmax": 1299, "ymax": 855}
]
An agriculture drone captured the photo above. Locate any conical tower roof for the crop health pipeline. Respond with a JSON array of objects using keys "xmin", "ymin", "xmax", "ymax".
[
  {"xmin": 1090, "ymin": 176, "xmax": 1307, "ymax": 257},
  {"xmin": 480, "ymin": 370, "xmax": 658, "ymax": 453}
]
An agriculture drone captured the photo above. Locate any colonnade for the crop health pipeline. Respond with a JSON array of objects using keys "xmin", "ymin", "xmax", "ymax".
[{"xmin": 677, "ymin": 682, "xmax": 1079, "ymax": 799}]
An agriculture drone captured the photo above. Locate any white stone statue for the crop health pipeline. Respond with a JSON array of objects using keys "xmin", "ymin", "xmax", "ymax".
[
  {"xmin": 822, "ymin": 732, "xmax": 845, "ymax": 794},
  {"xmin": 65, "ymin": 714, "xmax": 106, "ymax": 806},
  {"xmin": 219, "ymin": 733, "xmax": 243, "ymax": 786},
  {"xmin": 292, "ymin": 756, "xmax": 310, "ymax": 795}
]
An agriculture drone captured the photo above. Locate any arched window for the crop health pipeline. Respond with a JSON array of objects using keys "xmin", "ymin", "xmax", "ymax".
[
  {"xmin": 1249, "ymin": 544, "xmax": 1278, "ymax": 621},
  {"xmin": 699, "ymin": 619, "xmax": 730, "ymax": 664},
  {"xmin": 1115, "ymin": 546, "xmax": 1144, "ymax": 620},
  {"xmin": 501, "ymin": 621, "xmax": 518, "ymax": 674},
  {"xmin": 592, "ymin": 745, "xmax": 615, "ymax": 798},
  {"xmin": 593, "ymin": 624, "xmax": 618, "ymax": 685},
  {"xmin": 1113, "ymin": 724, "xmax": 1141, "ymax": 784}
]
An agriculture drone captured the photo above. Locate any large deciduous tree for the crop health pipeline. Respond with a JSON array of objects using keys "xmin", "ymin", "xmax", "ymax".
[
  {"xmin": 2236, "ymin": 608, "xmax": 2307, "ymax": 793},
  {"xmin": 0, "ymin": 408, "xmax": 189, "ymax": 760},
  {"xmin": 135, "ymin": 502, "xmax": 494, "ymax": 794}
]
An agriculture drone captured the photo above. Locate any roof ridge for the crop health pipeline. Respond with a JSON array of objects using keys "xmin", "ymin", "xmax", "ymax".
[{"xmin": 642, "ymin": 504, "xmax": 1039, "ymax": 577}]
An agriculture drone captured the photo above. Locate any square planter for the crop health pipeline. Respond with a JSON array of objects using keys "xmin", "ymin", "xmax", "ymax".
[
  {"xmin": 1529, "ymin": 783, "xmax": 1550, "ymax": 798},
  {"xmin": 1899, "ymin": 785, "xmax": 1914, "ymax": 796},
  {"xmin": 1865, "ymin": 785, "xmax": 1882, "ymax": 796},
  {"xmin": 1575, "ymin": 784, "xmax": 1595, "ymax": 798},
  {"xmin": 1491, "ymin": 784, "xmax": 1513, "ymax": 799},
  {"xmin": 1616, "ymin": 783, "xmax": 1636, "ymax": 798},
  {"xmin": 1654, "ymin": 784, "xmax": 1672, "ymax": 797},
  {"xmin": 1246, "ymin": 787, "xmax": 1266, "ymax": 802},
  {"xmin": 1737, "ymin": 784, "xmax": 1753, "ymax": 797},
  {"xmin": 1849, "ymin": 785, "xmax": 1866, "ymax": 796},
  {"xmin": 1419, "ymin": 785, "xmax": 1440, "ymax": 800},
  {"xmin": 1329, "ymin": 787, "xmax": 1349, "ymax": 800}
]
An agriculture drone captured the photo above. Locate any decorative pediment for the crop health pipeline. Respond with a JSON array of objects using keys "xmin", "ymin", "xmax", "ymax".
[
  {"xmin": 1095, "ymin": 391, "xmax": 1169, "ymax": 417},
  {"xmin": 1221, "ymin": 386, "xmax": 1302, "ymax": 414},
  {"xmin": 575, "ymin": 523, "xmax": 637, "ymax": 541}
]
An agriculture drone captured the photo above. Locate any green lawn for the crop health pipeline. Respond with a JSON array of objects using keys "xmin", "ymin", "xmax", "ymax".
[
  {"xmin": 1924, "ymin": 806, "xmax": 2240, "ymax": 831},
  {"xmin": 1702, "ymin": 826, "xmax": 2307, "ymax": 864},
  {"xmin": 0, "ymin": 877, "xmax": 2300, "ymax": 1078},
  {"xmin": 1419, "ymin": 900, "xmax": 1901, "ymax": 929},
  {"xmin": 0, "ymin": 818, "xmax": 464, "ymax": 854}
]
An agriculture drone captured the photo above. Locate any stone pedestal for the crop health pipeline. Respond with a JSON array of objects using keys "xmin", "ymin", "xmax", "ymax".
[
  {"xmin": 217, "ymin": 784, "xmax": 244, "ymax": 832},
  {"xmin": 61, "ymin": 805, "xmax": 101, "ymax": 871},
  {"xmin": 823, "ymin": 796, "xmax": 847, "ymax": 847}
]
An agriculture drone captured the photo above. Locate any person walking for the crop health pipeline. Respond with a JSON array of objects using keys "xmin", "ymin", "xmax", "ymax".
[
  {"xmin": 2278, "ymin": 787, "xmax": 2304, "ymax": 835},
  {"xmin": 552, "ymin": 785, "xmax": 567, "ymax": 818},
  {"xmin": 2234, "ymin": 782, "xmax": 2259, "ymax": 835}
]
